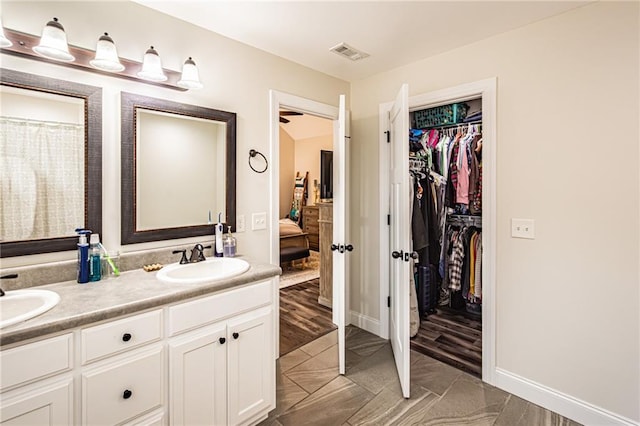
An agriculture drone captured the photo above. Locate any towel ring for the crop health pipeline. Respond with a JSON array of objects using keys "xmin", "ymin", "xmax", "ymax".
[{"xmin": 249, "ymin": 149, "xmax": 268, "ymax": 173}]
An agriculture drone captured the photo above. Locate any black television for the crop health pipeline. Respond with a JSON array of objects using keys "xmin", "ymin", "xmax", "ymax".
[{"xmin": 320, "ymin": 150, "xmax": 333, "ymax": 201}]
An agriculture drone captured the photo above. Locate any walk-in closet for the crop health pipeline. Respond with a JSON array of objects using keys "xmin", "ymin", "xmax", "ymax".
[{"xmin": 408, "ymin": 98, "xmax": 484, "ymax": 377}]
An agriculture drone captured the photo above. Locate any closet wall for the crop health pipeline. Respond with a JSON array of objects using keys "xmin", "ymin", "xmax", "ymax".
[{"xmin": 350, "ymin": 2, "xmax": 639, "ymax": 423}]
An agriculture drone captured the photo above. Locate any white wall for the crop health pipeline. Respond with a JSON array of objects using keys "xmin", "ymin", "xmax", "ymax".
[
  {"xmin": 0, "ymin": 1, "xmax": 349, "ymax": 268},
  {"xmin": 294, "ymin": 134, "xmax": 333, "ymax": 206},
  {"xmin": 350, "ymin": 1, "xmax": 639, "ymax": 422}
]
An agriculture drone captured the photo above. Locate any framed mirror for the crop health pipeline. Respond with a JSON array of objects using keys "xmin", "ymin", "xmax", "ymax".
[
  {"xmin": 0, "ymin": 69, "xmax": 102, "ymax": 258},
  {"xmin": 121, "ymin": 92, "xmax": 236, "ymax": 245}
]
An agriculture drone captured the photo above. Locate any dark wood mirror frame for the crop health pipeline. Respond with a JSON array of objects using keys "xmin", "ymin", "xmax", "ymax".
[
  {"xmin": 120, "ymin": 92, "xmax": 236, "ymax": 245},
  {"xmin": 0, "ymin": 68, "xmax": 102, "ymax": 258}
]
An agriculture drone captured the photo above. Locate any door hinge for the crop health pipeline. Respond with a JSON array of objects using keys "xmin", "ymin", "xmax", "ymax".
[
  {"xmin": 387, "ymin": 214, "xmax": 390, "ymax": 226},
  {"xmin": 387, "ymin": 296, "xmax": 391, "ymax": 308},
  {"xmin": 385, "ymin": 130, "xmax": 390, "ymax": 143}
]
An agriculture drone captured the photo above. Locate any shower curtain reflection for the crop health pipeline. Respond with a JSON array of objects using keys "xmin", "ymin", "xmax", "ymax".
[{"xmin": 0, "ymin": 117, "xmax": 84, "ymax": 241}]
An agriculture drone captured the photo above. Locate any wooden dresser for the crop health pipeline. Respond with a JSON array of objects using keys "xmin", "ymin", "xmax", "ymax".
[
  {"xmin": 301, "ymin": 205, "xmax": 319, "ymax": 251},
  {"xmin": 318, "ymin": 202, "xmax": 333, "ymax": 308}
]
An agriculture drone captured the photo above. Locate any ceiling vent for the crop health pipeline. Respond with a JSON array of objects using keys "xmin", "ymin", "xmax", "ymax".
[{"xmin": 329, "ymin": 42, "xmax": 370, "ymax": 61}]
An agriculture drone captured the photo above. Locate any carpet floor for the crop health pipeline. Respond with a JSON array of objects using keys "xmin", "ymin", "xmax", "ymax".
[
  {"xmin": 279, "ymin": 250, "xmax": 320, "ymax": 289},
  {"xmin": 279, "ymin": 278, "xmax": 336, "ymax": 356}
]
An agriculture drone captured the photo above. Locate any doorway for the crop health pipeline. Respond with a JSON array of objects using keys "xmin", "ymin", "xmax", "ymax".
[
  {"xmin": 268, "ymin": 91, "xmax": 348, "ymax": 370},
  {"xmin": 379, "ymin": 78, "xmax": 497, "ymax": 395},
  {"xmin": 277, "ymin": 109, "xmax": 336, "ymax": 356}
]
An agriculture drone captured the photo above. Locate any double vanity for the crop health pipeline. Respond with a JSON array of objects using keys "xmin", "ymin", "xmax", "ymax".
[{"xmin": 0, "ymin": 258, "xmax": 280, "ymax": 426}]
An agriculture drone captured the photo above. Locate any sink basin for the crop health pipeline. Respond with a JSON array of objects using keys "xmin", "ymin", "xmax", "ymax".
[
  {"xmin": 0, "ymin": 289, "xmax": 60, "ymax": 329},
  {"xmin": 156, "ymin": 257, "xmax": 250, "ymax": 285}
]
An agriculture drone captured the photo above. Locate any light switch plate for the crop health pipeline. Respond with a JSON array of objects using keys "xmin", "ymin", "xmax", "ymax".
[
  {"xmin": 511, "ymin": 218, "xmax": 535, "ymax": 239},
  {"xmin": 236, "ymin": 215, "xmax": 245, "ymax": 233},
  {"xmin": 252, "ymin": 212, "xmax": 267, "ymax": 230}
]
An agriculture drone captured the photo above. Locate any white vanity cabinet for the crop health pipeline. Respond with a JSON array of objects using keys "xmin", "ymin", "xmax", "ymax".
[
  {"xmin": 0, "ymin": 334, "xmax": 74, "ymax": 425},
  {"xmin": 0, "ymin": 276, "xmax": 277, "ymax": 426},
  {"xmin": 168, "ymin": 279, "xmax": 275, "ymax": 426},
  {"xmin": 79, "ymin": 309, "xmax": 165, "ymax": 426}
]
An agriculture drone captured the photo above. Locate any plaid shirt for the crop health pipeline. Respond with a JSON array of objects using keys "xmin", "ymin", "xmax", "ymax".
[{"xmin": 448, "ymin": 231, "xmax": 465, "ymax": 291}]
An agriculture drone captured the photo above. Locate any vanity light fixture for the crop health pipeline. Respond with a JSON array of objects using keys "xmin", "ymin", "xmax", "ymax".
[
  {"xmin": 177, "ymin": 57, "xmax": 203, "ymax": 89},
  {"xmin": 2, "ymin": 22, "xmax": 193, "ymax": 90},
  {"xmin": 89, "ymin": 32, "xmax": 124, "ymax": 72},
  {"xmin": 32, "ymin": 17, "xmax": 75, "ymax": 62},
  {"xmin": 0, "ymin": 18, "xmax": 12, "ymax": 48},
  {"xmin": 137, "ymin": 46, "xmax": 167, "ymax": 82}
]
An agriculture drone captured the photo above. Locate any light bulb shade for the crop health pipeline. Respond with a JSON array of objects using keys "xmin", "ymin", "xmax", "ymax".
[
  {"xmin": 137, "ymin": 46, "xmax": 167, "ymax": 82},
  {"xmin": 90, "ymin": 32, "xmax": 124, "ymax": 72},
  {"xmin": 0, "ymin": 18, "xmax": 12, "ymax": 48},
  {"xmin": 177, "ymin": 57, "xmax": 203, "ymax": 89},
  {"xmin": 33, "ymin": 17, "xmax": 75, "ymax": 62}
]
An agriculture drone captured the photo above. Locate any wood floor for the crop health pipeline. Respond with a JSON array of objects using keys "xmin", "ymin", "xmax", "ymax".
[
  {"xmin": 411, "ymin": 306, "xmax": 483, "ymax": 377},
  {"xmin": 280, "ymin": 278, "xmax": 336, "ymax": 356}
]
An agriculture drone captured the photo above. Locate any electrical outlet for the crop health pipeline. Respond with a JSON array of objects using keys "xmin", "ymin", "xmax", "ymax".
[
  {"xmin": 511, "ymin": 218, "xmax": 535, "ymax": 239},
  {"xmin": 252, "ymin": 212, "xmax": 267, "ymax": 230},
  {"xmin": 236, "ymin": 215, "xmax": 245, "ymax": 232}
]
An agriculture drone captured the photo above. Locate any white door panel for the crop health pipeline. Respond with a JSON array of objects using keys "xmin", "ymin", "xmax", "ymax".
[
  {"xmin": 389, "ymin": 84, "xmax": 411, "ymax": 398},
  {"xmin": 333, "ymin": 94, "xmax": 348, "ymax": 375}
]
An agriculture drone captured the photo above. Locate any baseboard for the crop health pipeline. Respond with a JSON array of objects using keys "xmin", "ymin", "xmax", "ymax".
[
  {"xmin": 494, "ymin": 368, "xmax": 639, "ymax": 426},
  {"xmin": 349, "ymin": 311, "xmax": 380, "ymax": 336}
]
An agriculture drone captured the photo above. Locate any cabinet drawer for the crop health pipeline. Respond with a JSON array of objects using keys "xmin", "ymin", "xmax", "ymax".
[
  {"xmin": 0, "ymin": 333, "xmax": 73, "ymax": 392},
  {"xmin": 82, "ymin": 346, "xmax": 164, "ymax": 426},
  {"xmin": 81, "ymin": 310, "xmax": 162, "ymax": 364},
  {"xmin": 304, "ymin": 223, "xmax": 319, "ymax": 234},
  {"xmin": 169, "ymin": 279, "xmax": 273, "ymax": 336}
]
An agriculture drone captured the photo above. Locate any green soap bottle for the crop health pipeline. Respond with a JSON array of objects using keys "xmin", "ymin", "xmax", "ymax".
[{"xmin": 89, "ymin": 234, "xmax": 102, "ymax": 281}]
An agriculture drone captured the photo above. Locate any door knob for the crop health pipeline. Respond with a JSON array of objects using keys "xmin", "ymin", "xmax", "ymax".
[
  {"xmin": 330, "ymin": 244, "xmax": 338, "ymax": 251},
  {"xmin": 391, "ymin": 250, "xmax": 403, "ymax": 259},
  {"xmin": 123, "ymin": 389, "xmax": 132, "ymax": 399},
  {"xmin": 219, "ymin": 337, "xmax": 226, "ymax": 344},
  {"xmin": 122, "ymin": 333, "xmax": 132, "ymax": 342},
  {"xmin": 345, "ymin": 244, "xmax": 353, "ymax": 252},
  {"xmin": 232, "ymin": 332, "xmax": 239, "ymax": 340},
  {"xmin": 410, "ymin": 252, "xmax": 419, "ymax": 259}
]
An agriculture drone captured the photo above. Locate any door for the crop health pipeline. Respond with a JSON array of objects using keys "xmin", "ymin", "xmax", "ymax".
[
  {"xmin": 227, "ymin": 306, "xmax": 274, "ymax": 425},
  {"xmin": 389, "ymin": 84, "xmax": 411, "ymax": 398},
  {"xmin": 169, "ymin": 323, "xmax": 227, "ymax": 426},
  {"xmin": 0, "ymin": 379, "xmax": 72, "ymax": 425},
  {"xmin": 332, "ymin": 94, "xmax": 349, "ymax": 375}
]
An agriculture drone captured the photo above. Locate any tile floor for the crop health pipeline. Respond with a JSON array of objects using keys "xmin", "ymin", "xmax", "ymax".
[{"xmin": 260, "ymin": 326, "xmax": 581, "ymax": 426}]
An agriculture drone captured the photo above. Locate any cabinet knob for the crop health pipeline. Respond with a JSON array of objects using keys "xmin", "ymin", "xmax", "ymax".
[
  {"xmin": 219, "ymin": 337, "xmax": 226, "ymax": 344},
  {"xmin": 232, "ymin": 332, "xmax": 239, "ymax": 340},
  {"xmin": 123, "ymin": 389, "xmax": 132, "ymax": 399},
  {"xmin": 122, "ymin": 333, "xmax": 132, "ymax": 342}
]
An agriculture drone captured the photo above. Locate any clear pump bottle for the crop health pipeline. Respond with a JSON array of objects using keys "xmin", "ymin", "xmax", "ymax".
[
  {"xmin": 223, "ymin": 226, "xmax": 237, "ymax": 257},
  {"xmin": 89, "ymin": 234, "xmax": 102, "ymax": 281}
]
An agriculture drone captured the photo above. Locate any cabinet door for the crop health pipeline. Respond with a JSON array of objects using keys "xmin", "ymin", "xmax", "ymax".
[
  {"xmin": 0, "ymin": 378, "xmax": 72, "ymax": 425},
  {"xmin": 227, "ymin": 306, "xmax": 274, "ymax": 426},
  {"xmin": 169, "ymin": 323, "xmax": 227, "ymax": 426}
]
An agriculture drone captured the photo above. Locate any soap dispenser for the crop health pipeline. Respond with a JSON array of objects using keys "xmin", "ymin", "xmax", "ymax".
[
  {"xmin": 223, "ymin": 226, "xmax": 237, "ymax": 257},
  {"xmin": 89, "ymin": 233, "xmax": 102, "ymax": 281},
  {"xmin": 75, "ymin": 229, "xmax": 91, "ymax": 284}
]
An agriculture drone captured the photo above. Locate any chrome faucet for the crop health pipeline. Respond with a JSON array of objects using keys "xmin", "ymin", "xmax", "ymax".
[{"xmin": 189, "ymin": 244, "xmax": 212, "ymax": 263}]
